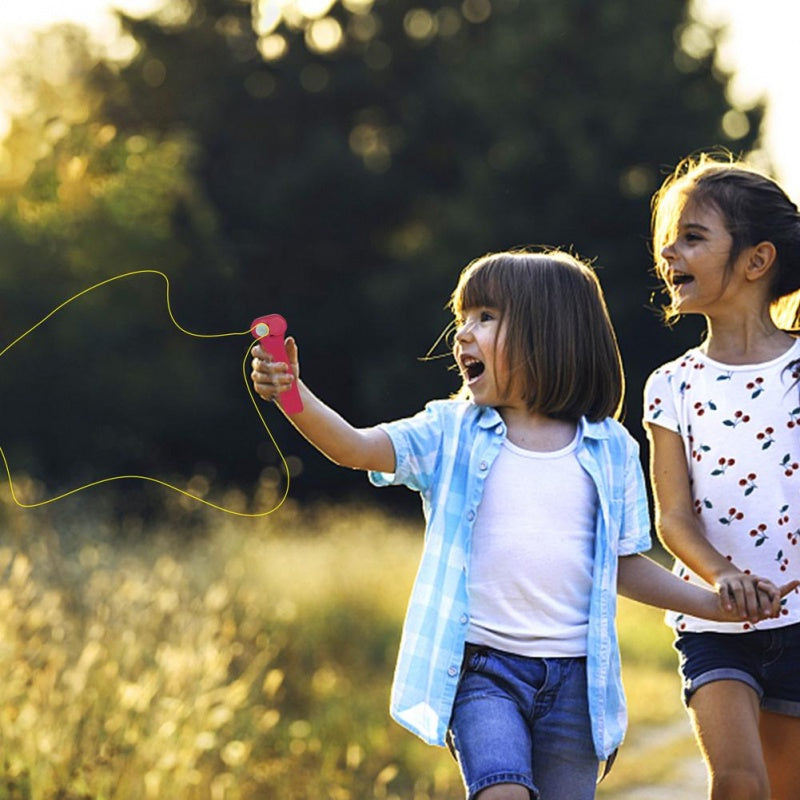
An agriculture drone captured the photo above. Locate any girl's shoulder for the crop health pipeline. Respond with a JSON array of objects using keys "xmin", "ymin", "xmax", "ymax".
[
  {"xmin": 646, "ymin": 347, "xmax": 701, "ymax": 381},
  {"xmin": 650, "ymin": 339, "xmax": 800, "ymax": 379},
  {"xmin": 583, "ymin": 416, "xmax": 639, "ymax": 449}
]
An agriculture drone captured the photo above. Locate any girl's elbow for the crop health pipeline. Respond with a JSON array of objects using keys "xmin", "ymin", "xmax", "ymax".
[
  {"xmin": 337, "ymin": 431, "xmax": 395, "ymax": 473},
  {"xmin": 654, "ymin": 509, "xmax": 693, "ymax": 543}
]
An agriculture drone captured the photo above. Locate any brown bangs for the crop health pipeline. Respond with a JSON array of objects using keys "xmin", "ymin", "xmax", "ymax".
[{"xmin": 451, "ymin": 255, "xmax": 512, "ymax": 319}]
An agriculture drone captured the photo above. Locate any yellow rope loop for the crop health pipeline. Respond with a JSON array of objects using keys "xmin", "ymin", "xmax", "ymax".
[{"xmin": 0, "ymin": 269, "xmax": 290, "ymax": 517}]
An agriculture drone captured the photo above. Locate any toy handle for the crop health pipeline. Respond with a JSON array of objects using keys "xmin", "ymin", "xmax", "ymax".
[{"xmin": 251, "ymin": 314, "xmax": 304, "ymax": 414}]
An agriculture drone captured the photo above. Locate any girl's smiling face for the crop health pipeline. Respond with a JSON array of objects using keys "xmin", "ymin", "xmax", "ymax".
[
  {"xmin": 659, "ymin": 201, "xmax": 740, "ymax": 316},
  {"xmin": 453, "ymin": 306, "xmax": 516, "ymax": 407}
]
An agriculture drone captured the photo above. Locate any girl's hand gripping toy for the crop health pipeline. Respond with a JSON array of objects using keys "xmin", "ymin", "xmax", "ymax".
[{"xmin": 251, "ymin": 314, "xmax": 304, "ymax": 414}]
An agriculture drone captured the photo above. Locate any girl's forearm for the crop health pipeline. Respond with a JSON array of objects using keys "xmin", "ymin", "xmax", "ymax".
[
  {"xmin": 250, "ymin": 339, "xmax": 396, "ymax": 473},
  {"xmin": 283, "ymin": 380, "xmax": 395, "ymax": 473},
  {"xmin": 617, "ymin": 553, "xmax": 725, "ymax": 619},
  {"xmin": 657, "ymin": 510, "xmax": 744, "ymax": 586}
]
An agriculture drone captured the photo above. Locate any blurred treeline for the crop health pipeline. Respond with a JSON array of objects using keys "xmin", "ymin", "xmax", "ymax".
[{"xmin": 0, "ymin": 0, "xmax": 761, "ymax": 511}]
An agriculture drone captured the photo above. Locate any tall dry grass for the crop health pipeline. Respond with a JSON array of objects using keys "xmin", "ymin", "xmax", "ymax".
[{"xmin": 0, "ymin": 493, "xmax": 699, "ymax": 799}]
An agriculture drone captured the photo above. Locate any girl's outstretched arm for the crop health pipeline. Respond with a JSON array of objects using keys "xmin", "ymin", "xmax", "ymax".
[
  {"xmin": 645, "ymin": 422, "xmax": 784, "ymax": 619},
  {"xmin": 251, "ymin": 339, "xmax": 396, "ymax": 473},
  {"xmin": 617, "ymin": 553, "xmax": 799, "ymax": 624}
]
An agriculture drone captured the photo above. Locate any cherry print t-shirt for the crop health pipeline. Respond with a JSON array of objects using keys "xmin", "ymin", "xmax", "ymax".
[{"xmin": 644, "ymin": 340, "xmax": 800, "ymax": 633}]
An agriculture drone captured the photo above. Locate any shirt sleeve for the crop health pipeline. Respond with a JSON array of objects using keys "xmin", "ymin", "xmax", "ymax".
[
  {"xmin": 618, "ymin": 438, "xmax": 653, "ymax": 556},
  {"xmin": 368, "ymin": 403, "xmax": 445, "ymax": 494},
  {"xmin": 643, "ymin": 366, "xmax": 680, "ymax": 434}
]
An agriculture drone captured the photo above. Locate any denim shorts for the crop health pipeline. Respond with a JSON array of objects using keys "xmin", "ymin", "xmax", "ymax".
[
  {"xmin": 448, "ymin": 644, "xmax": 599, "ymax": 800},
  {"xmin": 675, "ymin": 621, "xmax": 800, "ymax": 716}
]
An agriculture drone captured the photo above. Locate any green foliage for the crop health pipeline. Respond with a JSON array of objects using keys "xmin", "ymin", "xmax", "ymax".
[{"xmin": 0, "ymin": 0, "xmax": 763, "ymax": 501}]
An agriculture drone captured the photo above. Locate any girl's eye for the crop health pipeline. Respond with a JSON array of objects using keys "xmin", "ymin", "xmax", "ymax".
[{"xmin": 480, "ymin": 310, "xmax": 495, "ymax": 322}]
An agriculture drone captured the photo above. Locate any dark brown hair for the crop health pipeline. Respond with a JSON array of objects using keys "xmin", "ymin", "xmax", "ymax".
[
  {"xmin": 450, "ymin": 249, "xmax": 624, "ymax": 421},
  {"xmin": 652, "ymin": 152, "xmax": 800, "ymax": 327}
]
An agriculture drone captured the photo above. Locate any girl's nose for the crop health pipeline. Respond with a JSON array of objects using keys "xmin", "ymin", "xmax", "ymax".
[
  {"xmin": 455, "ymin": 321, "xmax": 472, "ymax": 341},
  {"xmin": 661, "ymin": 241, "xmax": 676, "ymax": 261}
]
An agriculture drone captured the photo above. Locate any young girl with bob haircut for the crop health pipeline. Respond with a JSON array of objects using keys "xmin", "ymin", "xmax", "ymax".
[
  {"xmin": 252, "ymin": 248, "xmax": 789, "ymax": 800},
  {"xmin": 644, "ymin": 153, "xmax": 800, "ymax": 800}
]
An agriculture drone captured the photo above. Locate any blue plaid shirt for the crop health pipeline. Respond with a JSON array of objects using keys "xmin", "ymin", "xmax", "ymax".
[{"xmin": 369, "ymin": 399, "xmax": 651, "ymax": 759}]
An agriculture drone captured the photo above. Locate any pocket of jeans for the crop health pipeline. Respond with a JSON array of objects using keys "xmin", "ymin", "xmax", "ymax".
[{"xmin": 463, "ymin": 643, "xmax": 488, "ymax": 674}]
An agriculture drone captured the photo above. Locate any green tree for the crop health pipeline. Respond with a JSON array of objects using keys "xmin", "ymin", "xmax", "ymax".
[
  {"xmin": 0, "ymin": 1, "xmax": 764, "ymax": 504},
  {"xmin": 0, "ymin": 27, "xmax": 257, "ymax": 512},
  {"xmin": 100, "ymin": 0, "xmax": 761, "ymax": 415}
]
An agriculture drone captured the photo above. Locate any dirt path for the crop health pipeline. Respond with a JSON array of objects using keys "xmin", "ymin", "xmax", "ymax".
[{"xmin": 598, "ymin": 717, "xmax": 708, "ymax": 799}]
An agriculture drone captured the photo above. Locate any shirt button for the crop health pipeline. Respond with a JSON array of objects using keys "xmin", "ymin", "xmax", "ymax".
[
  {"xmin": 466, "ymin": 510, "xmax": 475, "ymax": 521},
  {"xmin": 479, "ymin": 460, "xmax": 488, "ymax": 471},
  {"xmin": 460, "ymin": 614, "xmax": 469, "ymax": 624},
  {"xmin": 448, "ymin": 666, "xmax": 458, "ymax": 677}
]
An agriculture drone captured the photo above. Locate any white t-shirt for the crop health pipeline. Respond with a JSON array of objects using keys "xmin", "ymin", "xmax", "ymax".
[
  {"xmin": 467, "ymin": 430, "xmax": 597, "ymax": 656},
  {"xmin": 644, "ymin": 340, "xmax": 800, "ymax": 633}
]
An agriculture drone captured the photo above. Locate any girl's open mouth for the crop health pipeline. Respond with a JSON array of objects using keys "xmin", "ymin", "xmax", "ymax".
[
  {"xmin": 462, "ymin": 356, "xmax": 485, "ymax": 382},
  {"xmin": 670, "ymin": 272, "xmax": 694, "ymax": 286}
]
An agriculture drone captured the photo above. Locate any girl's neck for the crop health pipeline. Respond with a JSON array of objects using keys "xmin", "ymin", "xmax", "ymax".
[
  {"xmin": 701, "ymin": 311, "xmax": 795, "ymax": 365},
  {"xmin": 500, "ymin": 407, "xmax": 577, "ymax": 452}
]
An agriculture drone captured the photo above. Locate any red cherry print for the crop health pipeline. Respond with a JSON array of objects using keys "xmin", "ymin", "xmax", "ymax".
[
  {"xmin": 757, "ymin": 427, "xmax": 775, "ymax": 449},
  {"xmin": 711, "ymin": 458, "xmax": 736, "ymax": 476},
  {"xmin": 722, "ymin": 410, "xmax": 750, "ymax": 427},
  {"xmin": 746, "ymin": 377, "xmax": 765, "ymax": 398},
  {"xmin": 749, "ymin": 524, "xmax": 768, "ymax": 545},
  {"xmin": 738, "ymin": 473, "xmax": 758, "ymax": 496},
  {"xmin": 779, "ymin": 453, "xmax": 800, "ymax": 477},
  {"xmin": 720, "ymin": 507, "xmax": 744, "ymax": 525}
]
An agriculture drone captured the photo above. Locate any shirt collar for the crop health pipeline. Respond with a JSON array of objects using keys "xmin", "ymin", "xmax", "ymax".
[
  {"xmin": 475, "ymin": 404, "xmax": 505, "ymax": 429},
  {"xmin": 580, "ymin": 416, "xmax": 611, "ymax": 440},
  {"xmin": 474, "ymin": 404, "xmax": 611, "ymax": 439}
]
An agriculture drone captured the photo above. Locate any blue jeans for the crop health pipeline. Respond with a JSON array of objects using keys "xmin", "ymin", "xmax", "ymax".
[{"xmin": 448, "ymin": 645, "xmax": 599, "ymax": 799}]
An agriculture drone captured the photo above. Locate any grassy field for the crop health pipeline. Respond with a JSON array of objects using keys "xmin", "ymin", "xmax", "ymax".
[{"xmin": 0, "ymin": 496, "xmax": 704, "ymax": 799}]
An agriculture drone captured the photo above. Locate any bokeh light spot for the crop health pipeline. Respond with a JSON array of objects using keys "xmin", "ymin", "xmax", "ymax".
[
  {"xmin": 722, "ymin": 108, "xmax": 750, "ymax": 139},
  {"xmin": 461, "ymin": 0, "xmax": 492, "ymax": 24},
  {"xmin": 305, "ymin": 16, "xmax": 343, "ymax": 54},
  {"xmin": 258, "ymin": 33, "xmax": 288, "ymax": 61},
  {"xmin": 404, "ymin": 9, "xmax": 437, "ymax": 42},
  {"xmin": 142, "ymin": 58, "xmax": 166, "ymax": 87}
]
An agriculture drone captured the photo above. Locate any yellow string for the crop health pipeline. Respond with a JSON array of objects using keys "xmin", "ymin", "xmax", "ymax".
[{"xmin": 0, "ymin": 269, "xmax": 290, "ymax": 517}]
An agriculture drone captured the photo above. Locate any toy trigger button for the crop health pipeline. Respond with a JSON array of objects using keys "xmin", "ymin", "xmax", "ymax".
[{"xmin": 254, "ymin": 322, "xmax": 270, "ymax": 337}]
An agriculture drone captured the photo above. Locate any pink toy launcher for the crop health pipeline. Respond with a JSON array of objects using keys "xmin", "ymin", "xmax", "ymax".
[{"xmin": 251, "ymin": 314, "xmax": 304, "ymax": 414}]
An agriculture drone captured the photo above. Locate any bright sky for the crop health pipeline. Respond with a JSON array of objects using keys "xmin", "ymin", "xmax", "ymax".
[
  {"xmin": 0, "ymin": 0, "xmax": 798, "ymax": 199},
  {"xmin": 0, "ymin": 0, "xmax": 161, "ymax": 57},
  {"xmin": 692, "ymin": 0, "xmax": 800, "ymax": 199}
]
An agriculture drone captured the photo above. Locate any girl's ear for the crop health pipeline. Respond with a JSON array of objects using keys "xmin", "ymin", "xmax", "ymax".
[{"xmin": 745, "ymin": 241, "xmax": 777, "ymax": 281}]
